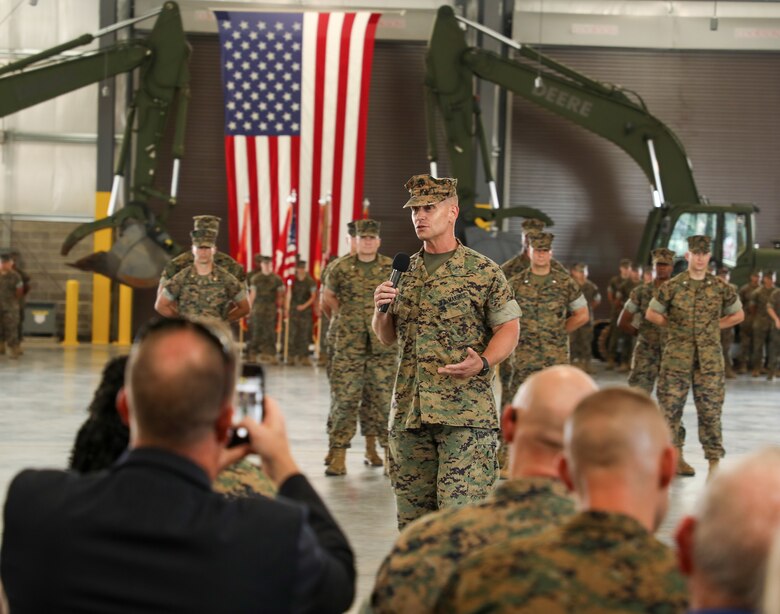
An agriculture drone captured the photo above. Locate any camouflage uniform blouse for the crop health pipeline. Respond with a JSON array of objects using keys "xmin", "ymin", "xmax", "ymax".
[
  {"xmin": 389, "ymin": 243, "xmax": 520, "ymax": 430},
  {"xmin": 163, "ymin": 265, "xmax": 246, "ymax": 321},
  {"xmin": 370, "ymin": 477, "xmax": 574, "ymax": 614},
  {"xmin": 444, "ymin": 511, "xmax": 687, "ymax": 614},
  {"xmin": 249, "ymin": 272, "xmax": 284, "ymax": 308},
  {"xmin": 750, "ymin": 285, "xmax": 776, "ymax": 326},
  {"xmin": 326, "ymin": 253, "xmax": 394, "ymax": 354},
  {"xmin": 509, "ymin": 268, "xmax": 586, "ymax": 365},
  {"xmin": 160, "ymin": 251, "xmax": 246, "ymax": 285},
  {"xmin": 580, "ymin": 279, "xmax": 601, "ymax": 324},
  {"xmin": 649, "ymin": 271, "xmax": 741, "ymax": 372},
  {"xmin": 624, "ymin": 282, "xmax": 667, "ymax": 348}
]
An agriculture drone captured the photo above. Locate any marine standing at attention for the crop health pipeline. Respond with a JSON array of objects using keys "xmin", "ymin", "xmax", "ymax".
[
  {"xmin": 155, "ymin": 221, "xmax": 249, "ymax": 323},
  {"xmin": 618, "ymin": 247, "xmax": 674, "ymax": 395},
  {"xmin": 322, "ymin": 219, "xmax": 396, "ymax": 476},
  {"xmin": 373, "ymin": 174, "xmax": 520, "ymax": 529},
  {"xmin": 247, "ymin": 255, "xmax": 284, "ymax": 364},
  {"xmin": 646, "ymin": 235, "xmax": 743, "ymax": 478}
]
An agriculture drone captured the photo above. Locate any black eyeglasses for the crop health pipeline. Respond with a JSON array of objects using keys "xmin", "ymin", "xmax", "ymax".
[{"xmin": 134, "ymin": 316, "xmax": 236, "ymax": 368}]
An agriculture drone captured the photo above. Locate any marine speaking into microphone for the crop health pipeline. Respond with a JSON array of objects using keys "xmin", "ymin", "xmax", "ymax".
[{"xmin": 378, "ymin": 253, "xmax": 410, "ymax": 313}]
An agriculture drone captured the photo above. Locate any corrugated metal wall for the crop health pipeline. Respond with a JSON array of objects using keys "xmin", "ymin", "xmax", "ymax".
[{"xmin": 506, "ymin": 47, "xmax": 780, "ymax": 300}]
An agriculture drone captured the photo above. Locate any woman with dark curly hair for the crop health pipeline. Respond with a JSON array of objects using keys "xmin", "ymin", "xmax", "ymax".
[
  {"xmin": 69, "ymin": 354, "xmax": 275, "ymax": 498},
  {"xmin": 69, "ymin": 356, "xmax": 130, "ymax": 472}
]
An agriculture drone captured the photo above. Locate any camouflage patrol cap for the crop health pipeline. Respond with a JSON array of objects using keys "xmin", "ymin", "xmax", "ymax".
[
  {"xmin": 521, "ymin": 218, "xmax": 546, "ymax": 234},
  {"xmin": 528, "ymin": 232, "xmax": 554, "ymax": 250},
  {"xmin": 763, "ymin": 269, "xmax": 776, "ymax": 277},
  {"xmin": 571, "ymin": 262, "xmax": 588, "ymax": 273},
  {"xmin": 355, "ymin": 219, "xmax": 380, "ymax": 237},
  {"xmin": 347, "ymin": 221, "xmax": 357, "ymax": 238},
  {"xmin": 403, "ymin": 174, "xmax": 457, "ymax": 208},
  {"xmin": 619, "ymin": 258, "xmax": 633, "ymax": 268},
  {"xmin": 190, "ymin": 228, "xmax": 217, "ymax": 247},
  {"xmin": 296, "ymin": 259, "xmax": 307, "ymax": 268},
  {"xmin": 687, "ymin": 235, "xmax": 712, "ymax": 254},
  {"xmin": 254, "ymin": 254, "xmax": 272, "ymax": 263},
  {"xmin": 192, "ymin": 215, "xmax": 221, "ymax": 233},
  {"xmin": 651, "ymin": 248, "xmax": 675, "ymax": 265},
  {"xmin": 0, "ymin": 252, "xmax": 11, "ymax": 262}
]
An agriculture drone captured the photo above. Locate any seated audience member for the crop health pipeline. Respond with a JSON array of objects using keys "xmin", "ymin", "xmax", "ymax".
[
  {"xmin": 368, "ymin": 366, "xmax": 597, "ymax": 613},
  {"xmin": 676, "ymin": 446, "xmax": 780, "ymax": 614},
  {"xmin": 441, "ymin": 387, "xmax": 687, "ymax": 613},
  {"xmin": 68, "ymin": 352, "xmax": 275, "ymax": 498},
  {"xmin": 1, "ymin": 317, "xmax": 355, "ymax": 613}
]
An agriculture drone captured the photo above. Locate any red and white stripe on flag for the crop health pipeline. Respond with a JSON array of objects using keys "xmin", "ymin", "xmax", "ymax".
[{"xmin": 216, "ymin": 10, "xmax": 381, "ymax": 276}]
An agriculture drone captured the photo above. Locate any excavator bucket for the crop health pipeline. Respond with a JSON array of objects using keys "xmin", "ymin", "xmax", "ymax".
[{"xmin": 65, "ymin": 220, "xmax": 177, "ymax": 289}]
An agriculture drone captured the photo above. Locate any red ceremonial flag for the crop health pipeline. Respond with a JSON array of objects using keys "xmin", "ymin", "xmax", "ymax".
[{"xmin": 215, "ymin": 10, "xmax": 381, "ymax": 278}]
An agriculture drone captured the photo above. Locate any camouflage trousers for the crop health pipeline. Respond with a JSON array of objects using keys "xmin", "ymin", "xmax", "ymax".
[
  {"xmin": 0, "ymin": 305, "xmax": 20, "ymax": 347},
  {"xmin": 657, "ymin": 367, "xmax": 725, "ymax": 460},
  {"xmin": 287, "ymin": 309, "xmax": 312, "ymax": 358},
  {"xmin": 328, "ymin": 347, "xmax": 395, "ymax": 448},
  {"xmin": 569, "ymin": 324, "xmax": 593, "ymax": 362},
  {"xmin": 752, "ymin": 321, "xmax": 775, "ymax": 371},
  {"xmin": 628, "ymin": 338, "xmax": 661, "ymax": 395},
  {"xmin": 248, "ymin": 305, "xmax": 277, "ymax": 355},
  {"xmin": 721, "ymin": 327, "xmax": 735, "ymax": 368},
  {"xmin": 771, "ymin": 328, "xmax": 780, "ymax": 372},
  {"xmin": 609, "ymin": 318, "xmax": 634, "ymax": 364},
  {"xmin": 738, "ymin": 316, "xmax": 755, "ymax": 368},
  {"xmin": 388, "ymin": 425, "xmax": 498, "ymax": 530}
]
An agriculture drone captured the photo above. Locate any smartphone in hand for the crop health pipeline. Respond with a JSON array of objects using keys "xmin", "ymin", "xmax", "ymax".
[{"xmin": 228, "ymin": 363, "xmax": 265, "ymax": 447}]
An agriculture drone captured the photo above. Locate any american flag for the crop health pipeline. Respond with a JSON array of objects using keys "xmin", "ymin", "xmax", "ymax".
[{"xmin": 214, "ymin": 10, "xmax": 381, "ymax": 276}]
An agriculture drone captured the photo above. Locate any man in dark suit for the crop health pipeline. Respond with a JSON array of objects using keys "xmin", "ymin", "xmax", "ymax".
[{"xmin": 1, "ymin": 318, "xmax": 355, "ymax": 614}]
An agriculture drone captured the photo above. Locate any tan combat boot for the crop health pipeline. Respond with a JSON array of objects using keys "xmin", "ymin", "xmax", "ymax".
[
  {"xmin": 0, "ymin": 341, "xmax": 5, "ymax": 355},
  {"xmin": 364, "ymin": 436, "xmax": 384, "ymax": 467},
  {"xmin": 725, "ymin": 364, "xmax": 736, "ymax": 379},
  {"xmin": 8, "ymin": 345, "xmax": 21, "ymax": 360},
  {"xmin": 707, "ymin": 459, "xmax": 720, "ymax": 481},
  {"xmin": 752, "ymin": 368, "xmax": 761, "ymax": 377},
  {"xmin": 736, "ymin": 364, "xmax": 747, "ymax": 375},
  {"xmin": 676, "ymin": 450, "xmax": 696, "ymax": 477},
  {"xmin": 606, "ymin": 357, "xmax": 616, "ymax": 371},
  {"xmin": 325, "ymin": 448, "xmax": 347, "ymax": 476},
  {"xmin": 324, "ymin": 448, "xmax": 333, "ymax": 466}
]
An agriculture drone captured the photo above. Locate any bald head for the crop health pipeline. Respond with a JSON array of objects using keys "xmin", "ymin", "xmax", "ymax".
[
  {"xmin": 511, "ymin": 366, "xmax": 598, "ymax": 453},
  {"xmin": 126, "ymin": 320, "xmax": 237, "ymax": 447},
  {"xmin": 562, "ymin": 387, "xmax": 675, "ymax": 530},
  {"xmin": 691, "ymin": 447, "xmax": 780, "ymax": 609},
  {"xmin": 565, "ymin": 387, "xmax": 671, "ymax": 475}
]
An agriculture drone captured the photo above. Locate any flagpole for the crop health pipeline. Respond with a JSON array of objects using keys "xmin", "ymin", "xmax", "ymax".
[{"xmin": 283, "ymin": 279, "xmax": 292, "ymax": 365}]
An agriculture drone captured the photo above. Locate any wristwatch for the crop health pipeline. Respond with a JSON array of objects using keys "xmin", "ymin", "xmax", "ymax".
[{"xmin": 478, "ymin": 356, "xmax": 490, "ymax": 377}]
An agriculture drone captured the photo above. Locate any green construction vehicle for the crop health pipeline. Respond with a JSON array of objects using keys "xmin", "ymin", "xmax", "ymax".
[
  {"xmin": 0, "ymin": 1, "xmax": 190, "ymax": 288},
  {"xmin": 425, "ymin": 5, "xmax": 779, "ymax": 286}
]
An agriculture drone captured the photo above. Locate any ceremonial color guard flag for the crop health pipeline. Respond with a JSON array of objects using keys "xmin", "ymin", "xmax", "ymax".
[{"xmin": 214, "ymin": 10, "xmax": 381, "ymax": 275}]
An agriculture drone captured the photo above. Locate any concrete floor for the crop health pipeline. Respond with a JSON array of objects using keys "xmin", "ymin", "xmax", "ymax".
[{"xmin": 1, "ymin": 338, "xmax": 779, "ymax": 612}]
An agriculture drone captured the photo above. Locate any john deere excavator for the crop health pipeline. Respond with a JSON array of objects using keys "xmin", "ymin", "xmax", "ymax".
[
  {"xmin": 426, "ymin": 5, "xmax": 779, "ymax": 286},
  {"xmin": 0, "ymin": 1, "xmax": 190, "ymax": 288}
]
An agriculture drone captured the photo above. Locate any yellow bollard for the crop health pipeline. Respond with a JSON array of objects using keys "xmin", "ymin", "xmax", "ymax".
[
  {"xmin": 116, "ymin": 284, "xmax": 133, "ymax": 347},
  {"xmin": 62, "ymin": 279, "xmax": 80, "ymax": 347}
]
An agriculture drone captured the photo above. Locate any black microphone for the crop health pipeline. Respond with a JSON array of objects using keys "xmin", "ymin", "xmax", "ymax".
[{"xmin": 379, "ymin": 252, "xmax": 410, "ymax": 313}]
